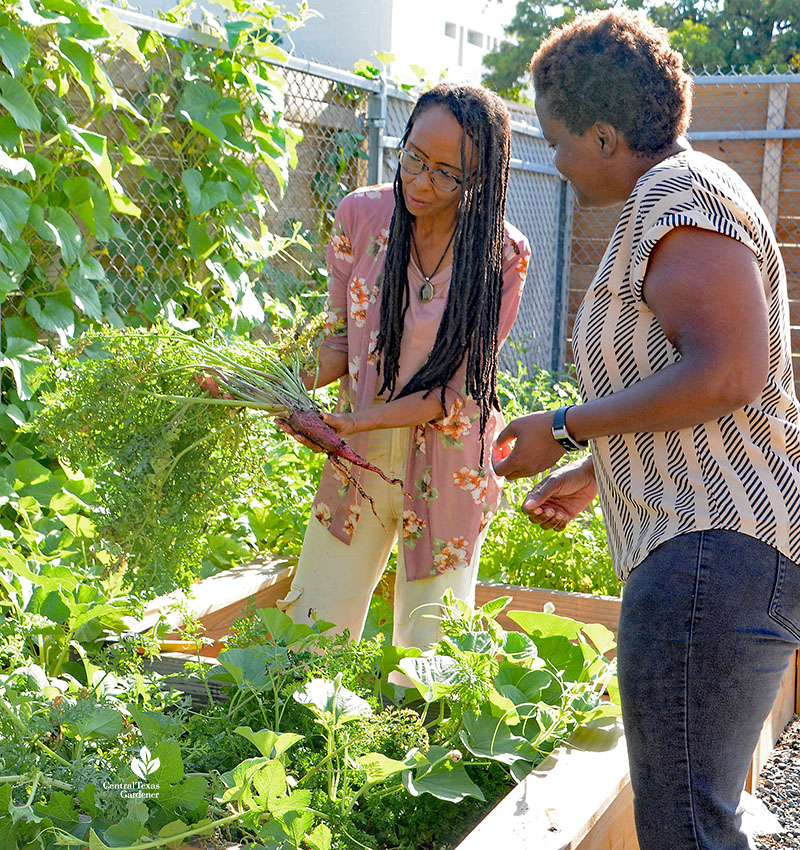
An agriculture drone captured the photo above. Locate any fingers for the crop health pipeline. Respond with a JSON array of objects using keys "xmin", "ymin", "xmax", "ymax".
[
  {"xmin": 494, "ymin": 421, "xmax": 516, "ymax": 449},
  {"xmin": 491, "ymin": 435, "xmax": 513, "ymax": 471},
  {"xmin": 321, "ymin": 411, "xmax": 355, "ymax": 437},
  {"xmin": 194, "ymin": 373, "xmax": 222, "ymax": 397},
  {"xmin": 276, "ymin": 418, "xmax": 323, "ymax": 452},
  {"xmin": 523, "ymin": 475, "xmax": 559, "ymax": 510},
  {"xmin": 320, "ymin": 411, "xmax": 342, "ymax": 432},
  {"xmin": 521, "ymin": 492, "xmax": 571, "ymax": 530},
  {"xmin": 491, "ymin": 413, "xmax": 565, "ymax": 480},
  {"xmin": 491, "ymin": 424, "xmax": 516, "ymax": 473},
  {"xmin": 491, "ymin": 436, "xmax": 518, "ymax": 478}
]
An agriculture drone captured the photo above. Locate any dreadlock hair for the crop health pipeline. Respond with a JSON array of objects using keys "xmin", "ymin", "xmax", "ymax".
[{"xmin": 375, "ymin": 82, "xmax": 511, "ymax": 446}]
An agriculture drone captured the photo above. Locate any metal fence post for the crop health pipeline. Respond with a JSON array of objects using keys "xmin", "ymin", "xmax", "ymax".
[
  {"xmin": 550, "ymin": 178, "xmax": 570, "ymax": 372},
  {"xmin": 366, "ymin": 76, "xmax": 387, "ymax": 186},
  {"xmin": 761, "ymin": 83, "xmax": 788, "ymax": 234}
]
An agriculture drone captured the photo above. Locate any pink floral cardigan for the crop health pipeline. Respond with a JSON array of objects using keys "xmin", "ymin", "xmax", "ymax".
[{"xmin": 312, "ymin": 184, "xmax": 530, "ymax": 581}]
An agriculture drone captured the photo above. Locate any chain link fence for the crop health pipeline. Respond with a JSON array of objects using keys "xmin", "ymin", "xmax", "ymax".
[
  {"xmin": 11, "ymin": 9, "xmax": 800, "ymax": 383},
  {"xmin": 567, "ymin": 70, "xmax": 800, "ymax": 388},
  {"xmin": 5, "ymin": 9, "xmax": 563, "ymax": 371}
]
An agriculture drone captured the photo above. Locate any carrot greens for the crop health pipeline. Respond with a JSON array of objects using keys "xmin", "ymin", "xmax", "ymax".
[{"xmin": 31, "ymin": 324, "xmax": 397, "ymax": 598}]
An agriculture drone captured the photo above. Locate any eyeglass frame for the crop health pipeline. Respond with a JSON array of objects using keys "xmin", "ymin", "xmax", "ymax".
[{"xmin": 396, "ymin": 147, "xmax": 464, "ymax": 193}]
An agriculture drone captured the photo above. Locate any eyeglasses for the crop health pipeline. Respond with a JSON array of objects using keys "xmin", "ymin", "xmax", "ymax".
[{"xmin": 397, "ymin": 147, "xmax": 462, "ymax": 192}]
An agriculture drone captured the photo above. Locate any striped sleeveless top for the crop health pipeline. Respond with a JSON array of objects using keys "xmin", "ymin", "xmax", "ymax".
[{"xmin": 572, "ymin": 149, "xmax": 800, "ymax": 580}]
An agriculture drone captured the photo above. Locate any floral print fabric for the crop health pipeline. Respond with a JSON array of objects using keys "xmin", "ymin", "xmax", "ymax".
[{"xmin": 314, "ymin": 184, "xmax": 530, "ymax": 581}]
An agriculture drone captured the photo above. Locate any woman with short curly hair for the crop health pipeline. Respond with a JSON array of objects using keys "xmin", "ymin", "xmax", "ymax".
[
  {"xmin": 531, "ymin": 8, "xmax": 692, "ymax": 156},
  {"xmin": 495, "ymin": 9, "xmax": 800, "ymax": 850}
]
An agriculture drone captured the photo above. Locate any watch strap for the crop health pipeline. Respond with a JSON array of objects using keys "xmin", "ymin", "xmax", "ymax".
[{"xmin": 551, "ymin": 405, "xmax": 588, "ymax": 451}]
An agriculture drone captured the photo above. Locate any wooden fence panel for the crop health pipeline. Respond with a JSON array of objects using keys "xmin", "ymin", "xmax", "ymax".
[{"xmin": 564, "ymin": 77, "xmax": 800, "ymax": 399}]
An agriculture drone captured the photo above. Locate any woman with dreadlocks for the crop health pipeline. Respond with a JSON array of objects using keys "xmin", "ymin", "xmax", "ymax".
[{"xmin": 277, "ymin": 82, "xmax": 530, "ymax": 650}]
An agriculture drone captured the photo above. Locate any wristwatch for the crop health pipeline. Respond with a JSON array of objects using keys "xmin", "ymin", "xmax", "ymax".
[{"xmin": 551, "ymin": 406, "xmax": 588, "ymax": 451}]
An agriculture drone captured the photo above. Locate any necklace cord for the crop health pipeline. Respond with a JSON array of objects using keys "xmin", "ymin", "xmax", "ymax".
[{"xmin": 410, "ymin": 226, "xmax": 457, "ymax": 283}]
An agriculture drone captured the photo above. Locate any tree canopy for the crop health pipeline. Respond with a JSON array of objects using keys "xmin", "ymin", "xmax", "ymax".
[{"xmin": 483, "ymin": 0, "xmax": 800, "ymax": 100}]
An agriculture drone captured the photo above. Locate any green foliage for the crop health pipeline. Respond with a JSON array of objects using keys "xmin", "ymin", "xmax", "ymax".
[
  {"xmin": 0, "ymin": 0, "xmax": 306, "ymax": 347},
  {"xmin": 481, "ymin": 362, "xmax": 621, "ymax": 596},
  {"xmin": 0, "ymin": 0, "xmax": 319, "ymax": 605},
  {"xmin": 482, "ymin": 0, "xmax": 645, "ymax": 99},
  {"xmin": 0, "ymin": 575, "xmax": 619, "ymax": 850},
  {"xmin": 29, "ymin": 324, "xmax": 333, "ymax": 597},
  {"xmin": 649, "ymin": 0, "xmax": 800, "ymax": 70},
  {"xmin": 482, "ymin": 0, "xmax": 800, "ymax": 100},
  {"xmin": 482, "ymin": 500, "xmax": 619, "ymax": 595}
]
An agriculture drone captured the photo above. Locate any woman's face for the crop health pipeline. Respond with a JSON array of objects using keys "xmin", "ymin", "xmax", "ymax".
[
  {"xmin": 536, "ymin": 95, "xmax": 612, "ymax": 209},
  {"xmin": 400, "ymin": 105, "xmax": 471, "ymax": 224}
]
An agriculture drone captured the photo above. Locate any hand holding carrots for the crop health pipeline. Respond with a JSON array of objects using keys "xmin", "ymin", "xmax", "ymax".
[
  {"xmin": 194, "ymin": 373, "xmax": 239, "ymax": 417},
  {"xmin": 276, "ymin": 411, "xmax": 358, "ymax": 451}
]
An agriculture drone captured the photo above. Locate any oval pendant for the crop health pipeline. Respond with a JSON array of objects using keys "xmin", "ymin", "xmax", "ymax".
[{"xmin": 419, "ymin": 280, "xmax": 434, "ymax": 302}]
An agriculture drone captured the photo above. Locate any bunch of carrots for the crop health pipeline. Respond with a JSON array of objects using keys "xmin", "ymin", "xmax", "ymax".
[{"xmin": 32, "ymin": 324, "xmax": 400, "ymax": 596}]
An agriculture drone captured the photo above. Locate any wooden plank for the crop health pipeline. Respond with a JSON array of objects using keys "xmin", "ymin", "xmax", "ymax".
[
  {"xmin": 455, "ymin": 720, "xmax": 634, "ymax": 850},
  {"xmin": 571, "ymin": 238, "xmax": 610, "ymax": 267},
  {"xmin": 760, "ymin": 84, "xmax": 788, "ymax": 231},
  {"xmin": 576, "ymin": 779, "xmax": 638, "ymax": 850},
  {"xmin": 790, "ymin": 327, "xmax": 800, "ymax": 355},
  {"xmin": 475, "ymin": 583, "xmax": 621, "ymax": 637},
  {"xmin": 146, "ymin": 652, "xmax": 229, "ymax": 708},
  {"xmin": 776, "ymin": 216, "xmax": 800, "ymax": 245},
  {"xmin": 786, "ymin": 87, "xmax": 800, "ymax": 128},
  {"xmin": 190, "ymin": 568, "xmax": 294, "ymax": 658},
  {"xmin": 568, "ymin": 265, "xmax": 600, "ymax": 291},
  {"xmin": 139, "ymin": 557, "xmax": 296, "ymax": 659},
  {"xmin": 780, "ymin": 244, "xmax": 800, "ymax": 276},
  {"xmin": 745, "ymin": 654, "xmax": 798, "ymax": 792},
  {"xmin": 692, "ymin": 87, "xmax": 767, "ymax": 130}
]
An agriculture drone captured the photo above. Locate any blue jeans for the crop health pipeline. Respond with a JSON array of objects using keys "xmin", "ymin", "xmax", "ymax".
[{"xmin": 617, "ymin": 530, "xmax": 800, "ymax": 850}]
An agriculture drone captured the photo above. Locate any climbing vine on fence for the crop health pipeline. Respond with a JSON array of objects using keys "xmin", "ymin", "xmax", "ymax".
[{"xmin": 0, "ymin": 0, "xmax": 312, "ymax": 596}]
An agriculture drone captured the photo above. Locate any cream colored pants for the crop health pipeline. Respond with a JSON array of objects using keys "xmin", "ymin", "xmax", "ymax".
[{"xmin": 277, "ymin": 425, "xmax": 484, "ymax": 650}]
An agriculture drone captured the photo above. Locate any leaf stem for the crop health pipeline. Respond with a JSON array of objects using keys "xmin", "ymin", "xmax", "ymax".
[
  {"xmin": 50, "ymin": 812, "xmax": 241, "ymax": 849},
  {"xmin": 0, "ymin": 698, "xmax": 72, "ymax": 769},
  {"xmin": 0, "ymin": 774, "xmax": 72, "ymax": 790}
]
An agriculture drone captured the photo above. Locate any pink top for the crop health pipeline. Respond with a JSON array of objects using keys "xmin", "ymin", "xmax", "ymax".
[{"xmin": 313, "ymin": 184, "xmax": 530, "ymax": 581}]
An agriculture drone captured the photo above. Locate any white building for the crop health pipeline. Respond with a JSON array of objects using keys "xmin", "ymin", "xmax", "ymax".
[{"xmin": 287, "ymin": 0, "xmax": 514, "ymax": 86}]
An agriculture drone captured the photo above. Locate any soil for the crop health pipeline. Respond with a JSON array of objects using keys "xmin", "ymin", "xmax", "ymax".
[{"xmin": 755, "ymin": 714, "xmax": 800, "ymax": 849}]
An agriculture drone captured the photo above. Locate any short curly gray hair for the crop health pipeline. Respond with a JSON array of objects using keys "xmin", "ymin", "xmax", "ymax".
[{"xmin": 530, "ymin": 8, "xmax": 692, "ymax": 157}]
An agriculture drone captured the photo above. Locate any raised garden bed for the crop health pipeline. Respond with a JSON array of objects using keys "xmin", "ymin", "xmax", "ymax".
[{"xmin": 147, "ymin": 559, "xmax": 797, "ymax": 850}]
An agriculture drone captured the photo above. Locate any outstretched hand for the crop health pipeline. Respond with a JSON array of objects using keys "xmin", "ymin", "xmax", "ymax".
[
  {"xmin": 492, "ymin": 410, "xmax": 566, "ymax": 480},
  {"xmin": 520, "ymin": 456, "xmax": 598, "ymax": 531}
]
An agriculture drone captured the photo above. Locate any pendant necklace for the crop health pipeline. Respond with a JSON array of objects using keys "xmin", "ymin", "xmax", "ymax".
[{"xmin": 410, "ymin": 226, "xmax": 456, "ymax": 303}]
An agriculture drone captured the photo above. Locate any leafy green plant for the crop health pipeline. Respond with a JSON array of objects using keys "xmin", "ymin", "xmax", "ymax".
[
  {"xmin": 0, "ymin": 0, "xmax": 318, "ymax": 604},
  {"xmin": 29, "ymin": 323, "xmax": 348, "ymax": 596},
  {"xmin": 0, "ymin": 0, "xmax": 307, "ymax": 339},
  {"xmin": 0, "ymin": 592, "xmax": 619, "ymax": 850},
  {"xmin": 481, "ymin": 361, "xmax": 621, "ymax": 596}
]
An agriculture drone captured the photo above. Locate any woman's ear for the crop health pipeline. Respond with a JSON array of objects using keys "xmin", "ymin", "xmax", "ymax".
[{"xmin": 593, "ymin": 122, "xmax": 618, "ymax": 157}]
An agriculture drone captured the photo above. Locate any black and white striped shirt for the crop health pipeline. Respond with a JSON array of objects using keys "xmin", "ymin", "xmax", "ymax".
[{"xmin": 572, "ymin": 149, "xmax": 800, "ymax": 579}]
